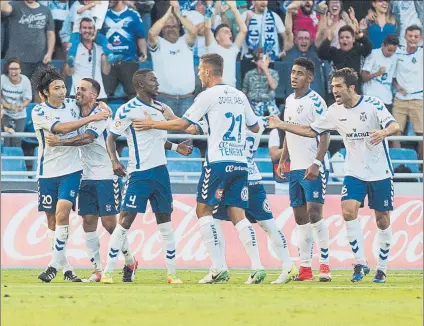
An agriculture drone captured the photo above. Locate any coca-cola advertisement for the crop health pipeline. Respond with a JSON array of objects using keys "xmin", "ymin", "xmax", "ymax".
[{"xmin": 1, "ymin": 194, "xmax": 422, "ymax": 269}]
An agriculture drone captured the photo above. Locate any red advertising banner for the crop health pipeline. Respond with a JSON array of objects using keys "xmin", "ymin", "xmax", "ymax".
[{"xmin": 1, "ymin": 194, "xmax": 422, "ymax": 269}]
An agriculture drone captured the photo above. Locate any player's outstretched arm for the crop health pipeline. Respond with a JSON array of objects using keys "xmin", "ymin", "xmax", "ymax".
[
  {"xmin": 369, "ymin": 121, "xmax": 400, "ymax": 145},
  {"xmin": 165, "ymin": 139, "xmax": 193, "ymax": 156},
  {"xmin": 106, "ymin": 132, "xmax": 126, "ymax": 177},
  {"xmin": 52, "ymin": 110, "xmax": 110, "ymax": 134},
  {"xmin": 132, "ymin": 113, "xmax": 191, "ymax": 131},
  {"xmin": 45, "ymin": 132, "xmax": 96, "ymax": 147},
  {"xmin": 267, "ymin": 115, "xmax": 318, "ymax": 138},
  {"xmin": 304, "ymin": 132, "xmax": 330, "ymax": 180}
]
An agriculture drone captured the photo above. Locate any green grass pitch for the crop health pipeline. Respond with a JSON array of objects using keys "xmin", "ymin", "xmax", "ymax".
[{"xmin": 1, "ymin": 269, "xmax": 422, "ymax": 326}]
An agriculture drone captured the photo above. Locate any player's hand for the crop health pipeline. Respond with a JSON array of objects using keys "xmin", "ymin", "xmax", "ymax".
[
  {"xmin": 45, "ymin": 134, "xmax": 61, "ymax": 147},
  {"xmin": 169, "ymin": 1, "xmax": 180, "ymax": 15},
  {"xmin": 111, "ymin": 159, "xmax": 126, "ymax": 177},
  {"xmin": 92, "ymin": 110, "xmax": 110, "ymax": 121},
  {"xmin": 369, "ymin": 129, "xmax": 388, "ymax": 145},
  {"xmin": 132, "ymin": 113, "xmax": 154, "ymax": 131},
  {"xmin": 177, "ymin": 139, "xmax": 193, "ymax": 156},
  {"xmin": 97, "ymin": 101, "xmax": 113, "ymax": 115},
  {"xmin": 267, "ymin": 115, "xmax": 282, "ymax": 129},
  {"xmin": 398, "ymin": 87, "xmax": 408, "ymax": 96},
  {"xmin": 185, "ymin": 124, "xmax": 199, "ymax": 135},
  {"xmin": 276, "ymin": 159, "xmax": 287, "ymax": 179},
  {"xmin": 304, "ymin": 163, "xmax": 320, "ymax": 180}
]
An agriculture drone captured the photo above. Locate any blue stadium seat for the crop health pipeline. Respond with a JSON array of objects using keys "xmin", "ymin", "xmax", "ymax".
[
  {"xmin": 338, "ymin": 148, "xmax": 347, "ymax": 158},
  {"xmin": 255, "ymin": 147, "xmax": 273, "ymax": 177},
  {"xmin": 1, "ymin": 147, "xmax": 28, "ymax": 180},
  {"xmin": 389, "ymin": 148, "xmax": 420, "ymax": 173}
]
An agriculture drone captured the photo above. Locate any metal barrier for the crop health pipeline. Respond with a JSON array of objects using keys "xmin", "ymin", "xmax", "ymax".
[{"xmin": 1, "ymin": 132, "xmax": 423, "ymax": 183}]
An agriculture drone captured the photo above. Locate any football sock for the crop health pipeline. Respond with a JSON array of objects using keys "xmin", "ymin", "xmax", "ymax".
[
  {"xmin": 311, "ymin": 219, "xmax": 330, "ymax": 265},
  {"xmin": 297, "ymin": 222, "xmax": 313, "ymax": 268},
  {"xmin": 158, "ymin": 221, "xmax": 177, "ymax": 275},
  {"xmin": 198, "ymin": 215, "xmax": 222, "ymax": 272},
  {"xmin": 50, "ymin": 225, "xmax": 69, "ymax": 270},
  {"xmin": 377, "ymin": 225, "xmax": 392, "ymax": 273},
  {"xmin": 236, "ymin": 218, "xmax": 263, "ymax": 271},
  {"xmin": 85, "ymin": 231, "xmax": 102, "ymax": 272},
  {"xmin": 345, "ymin": 219, "xmax": 367, "ymax": 265},
  {"xmin": 214, "ymin": 219, "xmax": 228, "ymax": 270},
  {"xmin": 104, "ymin": 224, "xmax": 127, "ymax": 273}
]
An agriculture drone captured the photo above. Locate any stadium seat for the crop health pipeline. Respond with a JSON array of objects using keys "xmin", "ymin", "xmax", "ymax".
[
  {"xmin": 255, "ymin": 147, "xmax": 273, "ymax": 178},
  {"xmin": 1, "ymin": 147, "xmax": 28, "ymax": 180},
  {"xmin": 389, "ymin": 148, "xmax": 420, "ymax": 173}
]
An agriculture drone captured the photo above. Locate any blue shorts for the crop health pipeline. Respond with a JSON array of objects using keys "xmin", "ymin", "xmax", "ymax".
[
  {"xmin": 121, "ymin": 165, "xmax": 173, "ymax": 214},
  {"xmin": 214, "ymin": 181, "xmax": 273, "ymax": 223},
  {"xmin": 78, "ymin": 179, "xmax": 121, "ymax": 216},
  {"xmin": 341, "ymin": 176, "xmax": 394, "ymax": 212},
  {"xmin": 289, "ymin": 169, "xmax": 329, "ymax": 208},
  {"xmin": 197, "ymin": 162, "xmax": 248, "ymax": 209},
  {"xmin": 37, "ymin": 170, "xmax": 82, "ymax": 212}
]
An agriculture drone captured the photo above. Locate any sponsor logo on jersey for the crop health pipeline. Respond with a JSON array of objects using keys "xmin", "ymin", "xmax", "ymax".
[
  {"xmin": 313, "ymin": 191, "xmax": 319, "ymax": 199},
  {"xmin": 346, "ymin": 128, "xmax": 370, "ymax": 140},
  {"xmin": 225, "ymin": 165, "xmax": 248, "ymax": 173},
  {"xmin": 360, "ymin": 112, "xmax": 367, "ymax": 122},
  {"xmin": 297, "ymin": 105, "xmax": 304, "ymax": 114},
  {"xmin": 263, "ymin": 199, "xmax": 272, "ymax": 213},
  {"xmin": 114, "ymin": 120, "xmax": 122, "ymax": 129}
]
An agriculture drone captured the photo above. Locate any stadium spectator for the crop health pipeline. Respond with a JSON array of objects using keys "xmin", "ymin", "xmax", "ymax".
[
  {"xmin": 242, "ymin": 51, "xmax": 279, "ymax": 117},
  {"xmin": 0, "ymin": 58, "xmax": 32, "ymax": 147},
  {"xmin": 342, "ymin": 0, "xmax": 373, "ymax": 22},
  {"xmin": 283, "ymin": 4, "xmax": 328, "ymax": 99},
  {"xmin": 39, "ymin": 0, "xmax": 70, "ymax": 60},
  {"xmin": 391, "ymin": 0, "xmax": 423, "ymax": 46},
  {"xmin": 220, "ymin": 0, "xmax": 249, "ymax": 39},
  {"xmin": 0, "ymin": 0, "xmax": 55, "ymax": 83},
  {"xmin": 361, "ymin": 34, "xmax": 399, "ymax": 113},
  {"xmin": 63, "ymin": 18, "xmax": 111, "ymax": 101},
  {"xmin": 286, "ymin": 0, "xmax": 322, "ymax": 42},
  {"xmin": 205, "ymin": 1, "xmax": 246, "ymax": 87},
  {"xmin": 318, "ymin": 25, "xmax": 373, "ymax": 90},
  {"xmin": 101, "ymin": 0, "xmax": 147, "ymax": 100},
  {"xmin": 324, "ymin": 0, "xmax": 355, "ymax": 48},
  {"xmin": 361, "ymin": 0, "xmax": 396, "ymax": 49},
  {"xmin": 127, "ymin": 1, "xmax": 155, "ymax": 39},
  {"xmin": 392, "ymin": 25, "xmax": 423, "ymax": 164},
  {"xmin": 148, "ymin": 2, "xmax": 197, "ymax": 117}
]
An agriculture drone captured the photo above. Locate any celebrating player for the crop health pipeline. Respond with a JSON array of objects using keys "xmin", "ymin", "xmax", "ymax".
[
  {"xmin": 268, "ymin": 68, "xmax": 400, "ymax": 283},
  {"xmin": 31, "ymin": 65, "xmax": 110, "ymax": 282},
  {"xmin": 45, "ymin": 78, "xmax": 136, "ymax": 282},
  {"xmin": 276, "ymin": 58, "xmax": 332, "ymax": 282},
  {"xmin": 101, "ymin": 69, "xmax": 193, "ymax": 284},
  {"xmin": 132, "ymin": 53, "xmax": 267, "ymax": 284}
]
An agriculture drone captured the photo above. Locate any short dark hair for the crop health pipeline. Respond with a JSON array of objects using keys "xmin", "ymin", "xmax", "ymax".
[
  {"xmin": 80, "ymin": 17, "xmax": 94, "ymax": 27},
  {"xmin": 82, "ymin": 78, "xmax": 101, "ymax": 97},
  {"xmin": 213, "ymin": 23, "xmax": 231, "ymax": 39},
  {"xmin": 338, "ymin": 25, "xmax": 355, "ymax": 37},
  {"xmin": 132, "ymin": 68, "xmax": 153, "ymax": 90},
  {"xmin": 200, "ymin": 53, "xmax": 224, "ymax": 77},
  {"xmin": 296, "ymin": 28, "xmax": 311, "ymax": 36},
  {"xmin": 405, "ymin": 24, "xmax": 422, "ymax": 35},
  {"xmin": 4, "ymin": 57, "xmax": 21, "ymax": 74},
  {"xmin": 293, "ymin": 57, "xmax": 315, "ymax": 75},
  {"xmin": 383, "ymin": 34, "xmax": 399, "ymax": 46},
  {"xmin": 31, "ymin": 64, "xmax": 65, "ymax": 96},
  {"xmin": 333, "ymin": 68, "xmax": 359, "ymax": 89}
]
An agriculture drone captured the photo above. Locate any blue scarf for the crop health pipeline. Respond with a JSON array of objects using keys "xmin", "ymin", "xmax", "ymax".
[{"xmin": 246, "ymin": 9, "xmax": 278, "ymax": 60}]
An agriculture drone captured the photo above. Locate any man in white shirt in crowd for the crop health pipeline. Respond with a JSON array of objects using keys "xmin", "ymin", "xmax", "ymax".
[
  {"xmin": 64, "ymin": 18, "xmax": 111, "ymax": 101},
  {"xmin": 148, "ymin": 1, "xmax": 198, "ymax": 117},
  {"xmin": 391, "ymin": 25, "xmax": 423, "ymax": 164},
  {"xmin": 31, "ymin": 65, "xmax": 110, "ymax": 283},
  {"xmin": 361, "ymin": 34, "xmax": 400, "ymax": 113},
  {"xmin": 45, "ymin": 78, "xmax": 136, "ymax": 283},
  {"xmin": 205, "ymin": 0, "xmax": 246, "ymax": 87},
  {"xmin": 268, "ymin": 68, "xmax": 400, "ymax": 284}
]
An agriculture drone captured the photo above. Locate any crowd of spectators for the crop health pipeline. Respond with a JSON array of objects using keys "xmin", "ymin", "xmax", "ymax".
[{"xmin": 0, "ymin": 0, "xmax": 423, "ymax": 170}]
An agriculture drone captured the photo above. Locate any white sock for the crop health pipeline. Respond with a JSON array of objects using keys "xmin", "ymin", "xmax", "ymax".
[
  {"xmin": 214, "ymin": 219, "xmax": 228, "ymax": 270},
  {"xmin": 311, "ymin": 219, "xmax": 330, "ymax": 265},
  {"xmin": 121, "ymin": 237, "xmax": 135, "ymax": 266},
  {"xmin": 297, "ymin": 223, "xmax": 313, "ymax": 268},
  {"xmin": 377, "ymin": 226, "xmax": 392, "ymax": 273},
  {"xmin": 158, "ymin": 222, "xmax": 177, "ymax": 275},
  {"xmin": 50, "ymin": 225, "xmax": 69, "ymax": 270},
  {"xmin": 258, "ymin": 219, "xmax": 292, "ymax": 269},
  {"xmin": 345, "ymin": 219, "xmax": 366, "ymax": 265},
  {"xmin": 47, "ymin": 228, "xmax": 54, "ymax": 250},
  {"xmin": 86, "ymin": 231, "xmax": 102, "ymax": 272},
  {"xmin": 198, "ymin": 215, "xmax": 222, "ymax": 272},
  {"xmin": 104, "ymin": 224, "xmax": 128, "ymax": 273},
  {"xmin": 235, "ymin": 218, "xmax": 263, "ymax": 271}
]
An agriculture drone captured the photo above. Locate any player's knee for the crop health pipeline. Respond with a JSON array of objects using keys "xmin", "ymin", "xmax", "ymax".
[
  {"xmin": 119, "ymin": 212, "xmax": 135, "ymax": 229},
  {"xmin": 341, "ymin": 205, "xmax": 357, "ymax": 221},
  {"xmin": 155, "ymin": 212, "xmax": 171, "ymax": 225},
  {"xmin": 196, "ymin": 204, "xmax": 213, "ymax": 218},
  {"xmin": 375, "ymin": 212, "xmax": 390, "ymax": 230},
  {"xmin": 307, "ymin": 206, "xmax": 322, "ymax": 224},
  {"xmin": 55, "ymin": 209, "xmax": 70, "ymax": 224},
  {"xmin": 82, "ymin": 215, "xmax": 98, "ymax": 232},
  {"xmin": 103, "ymin": 224, "xmax": 115, "ymax": 235}
]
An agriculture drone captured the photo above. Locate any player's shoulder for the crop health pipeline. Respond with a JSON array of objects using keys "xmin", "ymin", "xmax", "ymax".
[
  {"xmin": 32, "ymin": 102, "xmax": 49, "ymax": 117},
  {"xmin": 64, "ymin": 98, "xmax": 78, "ymax": 108},
  {"xmin": 396, "ymin": 45, "xmax": 408, "ymax": 55},
  {"xmin": 362, "ymin": 95, "xmax": 385, "ymax": 110},
  {"xmin": 152, "ymin": 100, "xmax": 170, "ymax": 113}
]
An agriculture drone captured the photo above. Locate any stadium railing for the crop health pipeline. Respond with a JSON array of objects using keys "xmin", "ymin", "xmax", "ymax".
[{"xmin": 1, "ymin": 133, "xmax": 422, "ymax": 184}]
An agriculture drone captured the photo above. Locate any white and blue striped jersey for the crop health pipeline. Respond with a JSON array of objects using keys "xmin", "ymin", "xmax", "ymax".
[
  {"xmin": 311, "ymin": 96, "xmax": 396, "ymax": 181},
  {"xmin": 79, "ymin": 105, "xmax": 114, "ymax": 180},
  {"xmin": 32, "ymin": 99, "xmax": 83, "ymax": 178},
  {"xmin": 284, "ymin": 89, "xmax": 329, "ymax": 171},
  {"xmin": 183, "ymin": 84, "xmax": 258, "ymax": 164},
  {"xmin": 394, "ymin": 46, "xmax": 423, "ymax": 101},
  {"xmin": 109, "ymin": 97, "xmax": 168, "ymax": 174},
  {"xmin": 245, "ymin": 119, "xmax": 266, "ymax": 181}
]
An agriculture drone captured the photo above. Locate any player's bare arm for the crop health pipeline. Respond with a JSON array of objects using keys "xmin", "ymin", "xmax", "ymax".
[
  {"xmin": 267, "ymin": 115, "xmax": 318, "ymax": 138},
  {"xmin": 52, "ymin": 110, "xmax": 110, "ymax": 134},
  {"xmin": 106, "ymin": 132, "xmax": 126, "ymax": 177},
  {"xmin": 370, "ymin": 121, "xmax": 400, "ymax": 145},
  {"xmin": 45, "ymin": 132, "xmax": 96, "ymax": 147},
  {"xmin": 165, "ymin": 140, "xmax": 193, "ymax": 156},
  {"xmin": 132, "ymin": 113, "xmax": 191, "ymax": 131},
  {"xmin": 304, "ymin": 133, "xmax": 330, "ymax": 180},
  {"xmin": 276, "ymin": 138, "xmax": 289, "ymax": 178}
]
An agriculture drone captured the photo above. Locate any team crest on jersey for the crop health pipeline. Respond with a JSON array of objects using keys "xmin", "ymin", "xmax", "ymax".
[
  {"xmin": 106, "ymin": 204, "xmax": 112, "ymax": 212},
  {"xmin": 384, "ymin": 200, "xmax": 389, "ymax": 207},
  {"xmin": 297, "ymin": 105, "xmax": 304, "ymax": 114},
  {"xmin": 70, "ymin": 108, "xmax": 77, "ymax": 118},
  {"xmin": 215, "ymin": 189, "xmax": 223, "ymax": 200},
  {"xmin": 114, "ymin": 120, "xmax": 122, "ymax": 129},
  {"xmin": 241, "ymin": 187, "xmax": 248, "ymax": 201},
  {"xmin": 70, "ymin": 190, "xmax": 75, "ymax": 198},
  {"xmin": 263, "ymin": 199, "xmax": 272, "ymax": 213},
  {"xmin": 360, "ymin": 112, "xmax": 367, "ymax": 122},
  {"xmin": 313, "ymin": 191, "xmax": 319, "ymax": 199},
  {"xmin": 412, "ymin": 57, "xmax": 417, "ymax": 64}
]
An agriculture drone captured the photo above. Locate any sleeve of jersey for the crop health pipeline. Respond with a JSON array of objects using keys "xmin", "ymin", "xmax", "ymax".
[
  {"xmin": 375, "ymin": 101, "xmax": 396, "ymax": 128},
  {"xmin": 182, "ymin": 93, "xmax": 209, "ymax": 125},
  {"xmin": 109, "ymin": 107, "xmax": 133, "ymax": 136},
  {"xmin": 148, "ymin": 36, "xmax": 161, "ymax": 52},
  {"xmin": 86, "ymin": 119, "xmax": 108, "ymax": 138},
  {"xmin": 31, "ymin": 106, "xmax": 59, "ymax": 133},
  {"xmin": 310, "ymin": 111, "xmax": 336, "ymax": 135},
  {"xmin": 362, "ymin": 52, "xmax": 374, "ymax": 72},
  {"xmin": 312, "ymin": 95, "xmax": 328, "ymax": 121},
  {"xmin": 134, "ymin": 11, "xmax": 146, "ymax": 38},
  {"xmin": 244, "ymin": 97, "xmax": 258, "ymax": 128}
]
